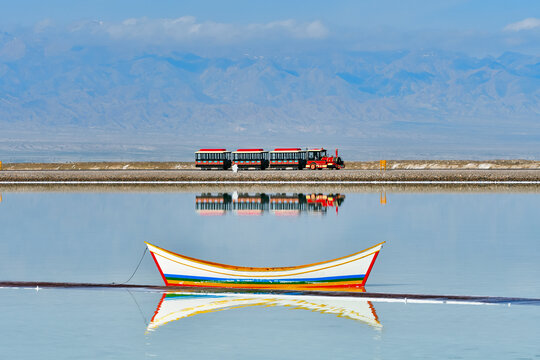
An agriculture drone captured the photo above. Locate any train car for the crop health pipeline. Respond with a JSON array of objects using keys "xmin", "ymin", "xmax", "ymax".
[
  {"xmin": 269, "ymin": 148, "xmax": 307, "ymax": 170},
  {"xmin": 195, "ymin": 149, "xmax": 232, "ymax": 170},
  {"xmin": 232, "ymin": 149, "xmax": 269, "ymax": 170}
]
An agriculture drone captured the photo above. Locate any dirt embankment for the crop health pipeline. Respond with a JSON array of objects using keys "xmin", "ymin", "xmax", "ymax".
[
  {"xmin": 0, "ymin": 169, "xmax": 539, "ymax": 183},
  {"xmin": 0, "ymin": 160, "xmax": 539, "ymax": 183},
  {"xmin": 345, "ymin": 160, "xmax": 540, "ymax": 170},
  {"xmin": 1, "ymin": 160, "xmax": 539, "ymax": 171}
]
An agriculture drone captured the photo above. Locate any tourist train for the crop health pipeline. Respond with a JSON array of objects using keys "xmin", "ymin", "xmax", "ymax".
[{"xmin": 195, "ymin": 147, "xmax": 345, "ymax": 170}]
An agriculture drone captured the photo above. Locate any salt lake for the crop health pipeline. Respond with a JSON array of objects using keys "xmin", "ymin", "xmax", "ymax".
[{"xmin": 1, "ymin": 186, "xmax": 539, "ymax": 359}]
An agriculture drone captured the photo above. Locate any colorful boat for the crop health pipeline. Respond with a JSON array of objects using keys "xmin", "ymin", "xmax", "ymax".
[
  {"xmin": 147, "ymin": 292, "xmax": 382, "ymax": 332},
  {"xmin": 145, "ymin": 241, "xmax": 384, "ymax": 290}
]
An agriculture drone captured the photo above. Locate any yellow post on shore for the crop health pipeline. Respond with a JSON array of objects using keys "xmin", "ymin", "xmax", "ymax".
[
  {"xmin": 0, "ymin": 161, "xmax": 2, "ymax": 170},
  {"xmin": 380, "ymin": 160, "xmax": 387, "ymax": 170}
]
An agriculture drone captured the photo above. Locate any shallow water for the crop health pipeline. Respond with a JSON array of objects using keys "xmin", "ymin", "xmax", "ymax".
[{"xmin": 0, "ymin": 189, "xmax": 539, "ymax": 359}]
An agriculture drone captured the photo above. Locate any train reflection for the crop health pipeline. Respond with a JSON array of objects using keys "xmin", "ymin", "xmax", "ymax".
[{"xmin": 195, "ymin": 193, "xmax": 345, "ymax": 216}]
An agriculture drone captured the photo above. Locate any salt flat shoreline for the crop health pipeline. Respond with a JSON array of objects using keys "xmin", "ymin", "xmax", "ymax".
[
  {"xmin": 2, "ymin": 160, "xmax": 540, "ymax": 171},
  {"xmin": 1, "ymin": 160, "xmax": 539, "ymax": 183},
  {"xmin": 1, "ymin": 168, "xmax": 539, "ymax": 183}
]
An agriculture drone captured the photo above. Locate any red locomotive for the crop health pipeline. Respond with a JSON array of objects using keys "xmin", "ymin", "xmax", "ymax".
[{"xmin": 305, "ymin": 148, "xmax": 344, "ymax": 170}]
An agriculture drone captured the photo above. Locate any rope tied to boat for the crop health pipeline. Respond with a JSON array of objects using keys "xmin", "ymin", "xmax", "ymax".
[{"xmin": 115, "ymin": 247, "xmax": 148, "ymax": 285}]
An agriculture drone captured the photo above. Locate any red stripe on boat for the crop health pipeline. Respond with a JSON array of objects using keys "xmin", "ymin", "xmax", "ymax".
[
  {"xmin": 150, "ymin": 252, "xmax": 169, "ymax": 286},
  {"xmin": 361, "ymin": 251, "xmax": 379, "ymax": 286}
]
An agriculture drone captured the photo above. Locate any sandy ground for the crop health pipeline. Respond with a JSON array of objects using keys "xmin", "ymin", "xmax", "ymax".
[
  {"xmin": 0, "ymin": 160, "xmax": 539, "ymax": 184},
  {"xmin": 2, "ymin": 160, "xmax": 540, "ymax": 171},
  {"xmin": 0, "ymin": 169, "xmax": 539, "ymax": 183}
]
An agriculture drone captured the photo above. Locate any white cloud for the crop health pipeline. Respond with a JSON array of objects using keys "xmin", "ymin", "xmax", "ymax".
[
  {"xmin": 85, "ymin": 16, "xmax": 328, "ymax": 44},
  {"xmin": 305, "ymin": 21, "xmax": 329, "ymax": 39},
  {"xmin": 34, "ymin": 19, "xmax": 54, "ymax": 33},
  {"xmin": 247, "ymin": 19, "xmax": 329, "ymax": 39},
  {"xmin": 504, "ymin": 18, "xmax": 540, "ymax": 32}
]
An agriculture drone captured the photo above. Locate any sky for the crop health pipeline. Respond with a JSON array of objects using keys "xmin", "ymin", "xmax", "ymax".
[
  {"xmin": 1, "ymin": 0, "xmax": 539, "ymax": 55},
  {"xmin": 0, "ymin": 0, "xmax": 539, "ymax": 160},
  {"xmin": 0, "ymin": 0, "xmax": 537, "ymax": 30}
]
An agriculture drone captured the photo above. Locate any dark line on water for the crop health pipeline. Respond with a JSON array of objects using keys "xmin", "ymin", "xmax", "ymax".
[{"xmin": 2, "ymin": 281, "xmax": 539, "ymax": 306}]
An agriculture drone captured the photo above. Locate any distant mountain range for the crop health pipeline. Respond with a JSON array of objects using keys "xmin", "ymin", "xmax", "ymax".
[{"xmin": 0, "ymin": 33, "xmax": 539, "ymax": 160}]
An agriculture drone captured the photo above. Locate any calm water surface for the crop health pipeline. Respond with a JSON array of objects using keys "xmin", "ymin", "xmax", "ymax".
[{"xmin": 1, "ymin": 188, "xmax": 539, "ymax": 359}]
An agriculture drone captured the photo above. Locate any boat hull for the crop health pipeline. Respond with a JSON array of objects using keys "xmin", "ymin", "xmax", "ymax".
[{"xmin": 146, "ymin": 242, "xmax": 383, "ymax": 290}]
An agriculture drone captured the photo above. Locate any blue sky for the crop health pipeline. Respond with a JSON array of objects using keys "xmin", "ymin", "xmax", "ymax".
[
  {"xmin": 0, "ymin": 0, "xmax": 540, "ymax": 31},
  {"xmin": 1, "ymin": 0, "xmax": 538, "ymax": 56},
  {"xmin": 0, "ymin": 0, "xmax": 537, "ymax": 30}
]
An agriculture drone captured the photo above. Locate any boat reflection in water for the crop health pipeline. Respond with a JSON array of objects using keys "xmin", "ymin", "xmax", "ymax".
[
  {"xmin": 195, "ymin": 193, "xmax": 346, "ymax": 216},
  {"xmin": 147, "ymin": 291, "xmax": 381, "ymax": 332}
]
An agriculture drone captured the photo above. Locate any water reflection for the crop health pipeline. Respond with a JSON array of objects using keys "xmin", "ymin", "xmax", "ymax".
[
  {"xmin": 195, "ymin": 193, "xmax": 346, "ymax": 216},
  {"xmin": 148, "ymin": 292, "xmax": 381, "ymax": 332},
  {"xmin": 380, "ymin": 191, "xmax": 387, "ymax": 205}
]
